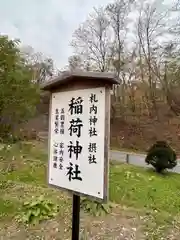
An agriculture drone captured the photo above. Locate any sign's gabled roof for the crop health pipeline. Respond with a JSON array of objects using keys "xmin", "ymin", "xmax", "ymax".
[{"xmin": 40, "ymin": 70, "xmax": 120, "ymax": 91}]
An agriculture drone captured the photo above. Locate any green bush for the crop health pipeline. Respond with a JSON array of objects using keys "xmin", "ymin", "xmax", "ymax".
[{"xmin": 145, "ymin": 141, "xmax": 177, "ymax": 173}]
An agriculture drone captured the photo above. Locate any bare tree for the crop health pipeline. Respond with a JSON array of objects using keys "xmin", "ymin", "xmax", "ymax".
[
  {"xmin": 68, "ymin": 55, "xmax": 83, "ymax": 71},
  {"xmin": 136, "ymin": 1, "xmax": 169, "ymax": 116},
  {"xmin": 106, "ymin": 0, "xmax": 135, "ymax": 78},
  {"xmin": 104, "ymin": 0, "xmax": 136, "ymax": 103},
  {"xmin": 21, "ymin": 45, "xmax": 54, "ymax": 83},
  {"xmin": 160, "ymin": 44, "xmax": 180, "ymax": 115},
  {"xmin": 71, "ymin": 6, "xmax": 118, "ymax": 121},
  {"xmin": 71, "ymin": 0, "xmax": 136, "ymax": 119},
  {"xmin": 71, "ymin": 7, "xmax": 113, "ymax": 72},
  {"xmin": 70, "ymin": 0, "xmax": 179, "ymax": 119}
]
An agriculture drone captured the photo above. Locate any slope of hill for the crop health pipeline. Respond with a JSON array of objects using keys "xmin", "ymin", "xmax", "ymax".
[{"xmin": 111, "ymin": 115, "xmax": 180, "ymax": 154}]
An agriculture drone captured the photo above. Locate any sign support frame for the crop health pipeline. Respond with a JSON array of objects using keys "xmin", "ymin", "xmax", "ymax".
[{"xmin": 41, "ymin": 71, "xmax": 119, "ymax": 240}]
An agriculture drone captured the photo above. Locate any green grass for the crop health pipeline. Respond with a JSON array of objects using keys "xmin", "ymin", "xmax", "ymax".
[
  {"xmin": 0, "ymin": 198, "xmax": 19, "ymax": 218},
  {"xmin": 110, "ymin": 164, "xmax": 180, "ymax": 214},
  {"xmin": 1, "ymin": 141, "xmax": 180, "ymax": 214},
  {"xmin": 3, "ymin": 161, "xmax": 46, "ymax": 184},
  {"xmin": 0, "ymin": 141, "xmax": 46, "ymax": 185},
  {"xmin": 109, "ymin": 163, "xmax": 180, "ymax": 238},
  {"xmin": 0, "ymin": 141, "xmax": 180, "ymax": 238}
]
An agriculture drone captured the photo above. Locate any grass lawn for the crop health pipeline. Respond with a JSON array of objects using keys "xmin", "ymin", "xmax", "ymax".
[{"xmin": 0, "ymin": 141, "xmax": 180, "ymax": 239}]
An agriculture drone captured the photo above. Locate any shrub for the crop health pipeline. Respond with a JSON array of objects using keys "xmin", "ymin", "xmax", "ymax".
[{"xmin": 145, "ymin": 141, "xmax": 177, "ymax": 173}]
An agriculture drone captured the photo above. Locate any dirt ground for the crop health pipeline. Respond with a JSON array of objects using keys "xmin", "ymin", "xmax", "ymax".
[
  {"xmin": 1, "ymin": 205, "xmax": 180, "ymax": 240},
  {"xmin": 0, "ymin": 206, "xmax": 145, "ymax": 240}
]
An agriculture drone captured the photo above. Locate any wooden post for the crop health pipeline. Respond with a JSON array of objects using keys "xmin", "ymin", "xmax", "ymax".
[
  {"xmin": 126, "ymin": 153, "xmax": 129, "ymax": 164},
  {"xmin": 72, "ymin": 194, "xmax": 80, "ymax": 240}
]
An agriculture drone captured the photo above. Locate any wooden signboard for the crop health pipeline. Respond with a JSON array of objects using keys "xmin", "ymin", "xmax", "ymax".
[{"xmin": 41, "ymin": 71, "xmax": 119, "ymax": 239}]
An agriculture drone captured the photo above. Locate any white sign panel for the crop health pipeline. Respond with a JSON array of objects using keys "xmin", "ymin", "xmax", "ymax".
[{"xmin": 48, "ymin": 87, "xmax": 106, "ymax": 200}]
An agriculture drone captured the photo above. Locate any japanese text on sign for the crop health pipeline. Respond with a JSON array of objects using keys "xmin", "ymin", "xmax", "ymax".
[{"xmin": 49, "ymin": 87, "xmax": 106, "ymax": 200}]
